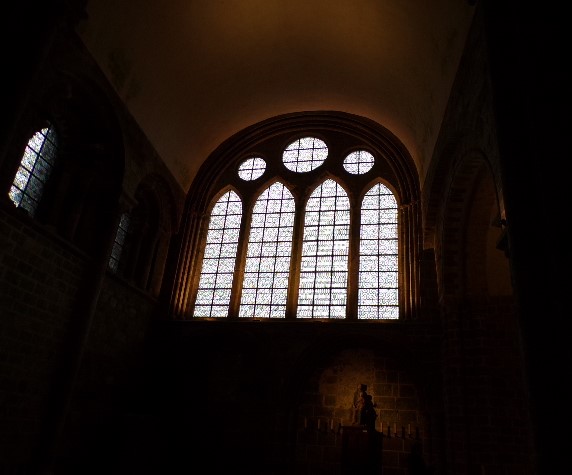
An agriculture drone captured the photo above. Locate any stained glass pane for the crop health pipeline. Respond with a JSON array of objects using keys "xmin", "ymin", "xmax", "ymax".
[
  {"xmin": 238, "ymin": 157, "xmax": 266, "ymax": 181},
  {"xmin": 282, "ymin": 137, "xmax": 328, "ymax": 172},
  {"xmin": 358, "ymin": 183, "xmax": 398, "ymax": 319},
  {"xmin": 34, "ymin": 158, "xmax": 51, "ymax": 181},
  {"xmin": 13, "ymin": 168, "xmax": 31, "ymax": 190},
  {"xmin": 9, "ymin": 125, "xmax": 57, "ymax": 217},
  {"xmin": 297, "ymin": 179, "xmax": 349, "ymax": 318},
  {"xmin": 28, "ymin": 132, "xmax": 45, "ymax": 152},
  {"xmin": 343, "ymin": 150, "xmax": 375, "ymax": 175},
  {"xmin": 239, "ymin": 183, "xmax": 295, "ymax": 318},
  {"xmin": 20, "ymin": 195, "xmax": 38, "ymax": 216},
  {"xmin": 26, "ymin": 179, "xmax": 43, "ymax": 200},
  {"xmin": 194, "ymin": 191, "xmax": 242, "ymax": 317},
  {"xmin": 21, "ymin": 148, "xmax": 37, "ymax": 170},
  {"xmin": 8, "ymin": 186, "xmax": 23, "ymax": 205}
]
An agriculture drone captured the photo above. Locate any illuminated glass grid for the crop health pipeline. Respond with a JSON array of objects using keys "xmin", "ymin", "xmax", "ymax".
[
  {"xmin": 9, "ymin": 125, "xmax": 58, "ymax": 217},
  {"xmin": 239, "ymin": 183, "xmax": 295, "ymax": 318},
  {"xmin": 358, "ymin": 183, "xmax": 398, "ymax": 319},
  {"xmin": 108, "ymin": 212, "xmax": 131, "ymax": 273},
  {"xmin": 194, "ymin": 191, "xmax": 242, "ymax": 317},
  {"xmin": 238, "ymin": 157, "xmax": 266, "ymax": 181},
  {"xmin": 343, "ymin": 150, "xmax": 375, "ymax": 175},
  {"xmin": 282, "ymin": 137, "xmax": 328, "ymax": 173},
  {"xmin": 297, "ymin": 179, "xmax": 350, "ymax": 318}
]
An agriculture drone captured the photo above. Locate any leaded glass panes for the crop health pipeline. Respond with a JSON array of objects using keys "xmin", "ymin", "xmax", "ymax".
[
  {"xmin": 358, "ymin": 183, "xmax": 398, "ymax": 319},
  {"xmin": 191, "ymin": 129, "xmax": 404, "ymax": 321},
  {"xmin": 282, "ymin": 137, "xmax": 328, "ymax": 173},
  {"xmin": 343, "ymin": 150, "xmax": 375, "ymax": 175},
  {"xmin": 194, "ymin": 191, "xmax": 242, "ymax": 317},
  {"xmin": 238, "ymin": 157, "xmax": 266, "ymax": 181},
  {"xmin": 297, "ymin": 179, "xmax": 350, "ymax": 318},
  {"xmin": 9, "ymin": 124, "xmax": 58, "ymax": 217},
  {"xmin": 240, "ymin": 183, "xmax": 295, "ymax": 318}
]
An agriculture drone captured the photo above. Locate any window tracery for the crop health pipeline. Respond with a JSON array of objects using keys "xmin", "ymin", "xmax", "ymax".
[{"xmin": 172, "ymin": 113, "xmax": 421, "ymax": 321}]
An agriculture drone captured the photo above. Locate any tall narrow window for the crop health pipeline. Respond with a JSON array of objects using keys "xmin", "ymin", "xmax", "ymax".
[
  {"xmin": 239, "ymin": 183, "xmax": 295, "ymax": 318},
  {"xmin": 9, "ymin": 124, "xmax": 58, "ymax": 217},
  {"xmin": 358, "ymin": 183, "xmax": 398, "ymax": 319},
  {"xmin": 194, "ymin": 191, "xmax": 243, "ymax": 317},
  {"xmin": 297, "ymin": 179, "xmax": 350, "ymax": 318},
  {"xmin": 108, "ymin": 212, "xmax": 131, "ymax": 273}
]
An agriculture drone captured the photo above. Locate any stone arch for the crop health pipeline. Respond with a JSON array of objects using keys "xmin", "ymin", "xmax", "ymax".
[
  {"xmin": 171, "ymin": 111, "xmax": 422, "ymax": 319},
  {"xmin": 438, "ymin": 149, "xmax": 511, "ymax": 304}
]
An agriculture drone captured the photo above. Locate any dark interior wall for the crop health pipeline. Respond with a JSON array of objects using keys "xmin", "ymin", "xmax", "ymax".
[
  {"xmin": 53, "ymin": 277, "xmax": 159, "ymax": 473},
  {"xmin": 479, "ymin": 2, "xmax": 572, "ymax": 471},
  {"xmin": 1, "ymin": 2, "xmax": 560, "ymax": 474},
  {"xmin": 0, "ymin": 208, "xmax": 88, "ymax": 469},
  {"xmin": 143, "ymin": 320, "xmax": 442, "ymax": 474},
  {"xmin": 427, "ymin": 4, "xmax": 534, "ymax": 473},
  {"xmin": 0, "ymin": 17, "xmax": 184, "ymax": 474}
]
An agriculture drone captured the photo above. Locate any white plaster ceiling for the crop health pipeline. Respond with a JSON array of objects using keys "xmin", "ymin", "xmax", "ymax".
[{"xmin": 77, "ymin": 0, "xmax": 476, "ymax": 192}]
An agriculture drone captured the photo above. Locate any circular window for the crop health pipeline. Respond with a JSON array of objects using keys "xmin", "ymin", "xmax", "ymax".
[
  {"xmin": 343, "ymin": 150, "xmax": 375, "ymax": 174},
  {"xmin": 238, "ymin": 157, "xmax": 266, "ymax": 181},
  {"xmin": 282, "ymin": 137, "xmax": 328, "ymax": 172}
]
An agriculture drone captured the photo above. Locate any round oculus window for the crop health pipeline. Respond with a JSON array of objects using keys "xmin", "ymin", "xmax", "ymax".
[
  {"xmin": 282, "ymin": 137, "xmax": 328, "ymax": 172},
  {"xmin": 238, "ymin": 157, "xmax": 266, "ymax": 181},
  {"xmin": 343, "ymin": 150, "xmax": 375, "ymax": 175}
]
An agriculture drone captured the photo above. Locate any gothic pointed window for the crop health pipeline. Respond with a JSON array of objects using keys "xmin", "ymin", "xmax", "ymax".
[
  {"xmin": 358, "ymin": 183, "xmax": 399, "ymax": 319},
  {"xmin": 297, "ymin": 179, "xmax": 350, "ymax": 318},
  {"xmin": 239, "ymin": 182, "xmax": 295, "ymax": 318},
  {"xmin": 9, "ymin": 123, "xmax": 58, "ymax": 217},
  {"xmin": 194, "ymin": 190, "xmax": 243, "ymax": 318}
]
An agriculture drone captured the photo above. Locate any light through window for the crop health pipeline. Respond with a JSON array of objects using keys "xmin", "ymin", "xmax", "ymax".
[
  {"xmin": 358, "ymin": 183, "xmax": 398, "ymax": 319},
  {"xmin": 297, "ymin": 179, "xmax": 350, "ymax": 318},
  {"xmin": 238, "ymin": 157, "xmax": 266, "ymax": 181},
  {"xmin": 188, "ymin": 127, "xmax": 408, "ymax": 321},
  {"xmin": 282, "ymin": 137, "xmax": 328, "ymax": 173},
  {"xmin": 344, "ymin": 150, "xmax": 375, "ymax": 175},
  {"xmin": 239, "ymin": 182, "xmax": 295, "ymax": 318},
  {"xmin": 9, "ymin": 124, "xmax": 58, "ymax": 216},
  {"xmin": 194, "ymin": 191, "xmax": 242, "ymax": 317}
]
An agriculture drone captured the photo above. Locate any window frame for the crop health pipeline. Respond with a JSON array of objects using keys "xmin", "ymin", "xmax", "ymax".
[
  {"xmin": 170, "ymin": 112, "xmax": 421, "ymax": 321},
  {"xmin": 8, "ymin": 122, "xmax": 58, "ymax": 217}
]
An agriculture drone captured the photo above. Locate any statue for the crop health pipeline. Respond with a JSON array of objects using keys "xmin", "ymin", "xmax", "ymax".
[
  {"xmin": 353, "ymin": 384, "xmax": 377, "ymax": 430},
  {"xmin": 353, "ymin": 384, "xmax": 367, "ymax": 424}
]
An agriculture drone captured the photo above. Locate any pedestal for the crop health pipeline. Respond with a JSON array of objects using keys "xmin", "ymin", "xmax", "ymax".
[{"xmin": 340, "ymin": 425, "xmax": 382, "ymax": 473}]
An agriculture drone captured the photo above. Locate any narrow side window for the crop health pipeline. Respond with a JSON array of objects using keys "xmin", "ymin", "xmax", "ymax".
[
  {"xmin": 109, "ymin": 212, "xmax": 131, "ymax": 274},
  {"xmin": 9, "ymin": 124, "xmax": 58, "ymax": 217}
]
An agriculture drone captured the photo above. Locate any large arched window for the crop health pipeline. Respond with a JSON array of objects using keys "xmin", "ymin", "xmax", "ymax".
[{"xmin": 173, "ymin": 113, "xmax": 421, "ymax": 321}]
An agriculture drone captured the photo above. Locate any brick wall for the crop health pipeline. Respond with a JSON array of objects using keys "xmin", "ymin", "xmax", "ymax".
[{"xmin": 0, "ymin": 205, "xmax": 86, "ymax": 472}]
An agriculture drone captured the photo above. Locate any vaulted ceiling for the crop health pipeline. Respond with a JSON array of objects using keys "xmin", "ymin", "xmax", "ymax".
[{"xmin": 77, "ymin": 0, "xmax": 476, "ymax": 192}]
